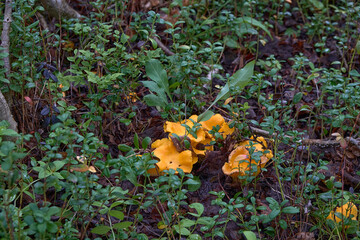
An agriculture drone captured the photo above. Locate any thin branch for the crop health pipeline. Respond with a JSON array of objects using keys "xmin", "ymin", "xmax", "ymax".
[
  {"xmin": 153, "ymin": 36, "xmax": 174, "ymax": 56},
  {"xmin": 249, "ymin": 126, "xmax": 359, "ymax": 148}
]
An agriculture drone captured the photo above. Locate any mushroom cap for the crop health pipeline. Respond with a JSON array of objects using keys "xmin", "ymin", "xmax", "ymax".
[
  {"xmin": 239, "ymin": 136, "xmax": 273, "ymax": 160},
  {"xmin": 327, "ymin": 202, "xmax": 358, "ymax": 224},
  {"xmin": 164, "ymin": 114, "xmax": 234, "ymax": 156},
  {"xmin": 200, "ymin": 114, "xmax": 234, "ymax": 139},
  {"xmin": 222, "ymin": 137, "xmax": 273, "ymax": 179},
  {"xmin": 164, "ymin": 115, "xmax": 206, "ymax": 144},
  {"xmin": 149, "ymin": 138, "xmax": 198, "ymax": 175}
]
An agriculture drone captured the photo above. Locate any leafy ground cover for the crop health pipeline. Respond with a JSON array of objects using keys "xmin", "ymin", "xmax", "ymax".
[{"xmin": 1, "ymin": 0, "xmax": 360, "ymax": 239}]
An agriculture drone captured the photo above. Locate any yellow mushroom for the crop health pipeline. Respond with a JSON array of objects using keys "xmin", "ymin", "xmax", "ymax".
[
  {"xmin": 222, "ymin": 137, "xmax": 273, "ymax": 180},
  {"xmin": 148, "ymin": 138, "xmax": 198, "ymax": 176},
  {"xmin": 164, "ymin": 114, "xmax": 234, "ymax": 156},
  {"xmin": 200, "ymin": 114, "xmax": 234, "ymax": 139},
  {"xmin": 327, "ymin": 202, "xmax": 358, "ymax": 226}
]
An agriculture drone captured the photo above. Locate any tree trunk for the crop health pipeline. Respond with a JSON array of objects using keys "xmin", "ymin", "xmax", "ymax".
[{"xmin": 0, "ymin": 0, "xmax": 17, "ymax": 132}]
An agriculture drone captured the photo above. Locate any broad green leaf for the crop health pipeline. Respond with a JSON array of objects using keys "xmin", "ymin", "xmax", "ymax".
[
  {"xmin": 0, "ymin": 129, "xmax": 19, "ymax": 137},
  {"xmin": 189, "ymin": 203, "xmax": 204, "ymax": 216},
  {"xmin": 269, "ymin": 209, "xmax": 281, "ymax": 219},
  {"xmin": 142, "ymin": 137, "xmax": 151, "ymax": 149},
  {"xmin": 238, "ymin": 17, "xmax": 272, "ymax": 39},
  {"xmin": 180, "ymin": 219, "xmax": 196, "ymax": 227},
  {"xmin": 113, "ymin": 221, "xmax": 132, "ymax": 229},
  {"xmin": 143, "ymin": 94, "xmax": 166, "ymax": 108},
  {"xmin": 266, "ymin": 197, "xmax": 279, "ymax": 206},
  {"xmin": 141, "ymin": 81, "xmax": 165, "ymax": 95},
  {"xmin": 173, "ymin": 225, "xmax": 191, "ymax": 236},
  {"xmin": 293, "ymin": 92, "xmax": 303, "ymax": 104},
  {"xmin": 141, "ymin": 81, "xmax": 168, "ymax": 102},
  {"xmin": 243, "ymin": 231, "xmax": 257, "ymax": 240},
  {"xmin": 197, "ymin": 110, "xmax": 214, "ymax": 122},
  {"xmin": 145, "ymin": 59, "xmax": 170, "ymax": 97},
  {"xmin": 279, "ymin": 219, "xmax": 288, "ymax": 230},
  {"xmin": 189, "ymin": 234, "xmax": 202, "ymax": 240},
  {"xmin": 184, "ymin": 177, "xmax": 201, "ymax": 192},
  {"xmin": 53, "ymin": 160, "xmax": 66, "ymax": 171},
  {"xmin": 309, "ymin": 0, "xmax": 324, "ymax": 10},
  {"xmin": 282, "ymin": 206, "xmax": 300, "ymax": 214},
  {"xmin": 91, "ymin": 225, "xmax": 111, "ymax": 235},
  {"xmin": 229, "ymin": 60, "xmax": 255, "ymax": 89},
  {"xmin": 224, "ymin": 35, "xmax": 240, "ymax": 48},
  {"xmin": 110, "ymin": 201, "xmax": 125, "ymax": 209},
  {"xmin": 118, "ymin": 144, "xmax": 133, "ymax": 152},
  {"xmin": 109, "ymin": 210, "xmax": 124, "ymax": 220}
]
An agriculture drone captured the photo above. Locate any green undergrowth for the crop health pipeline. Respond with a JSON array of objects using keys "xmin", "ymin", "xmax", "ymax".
[{"xmin": 1, "ymin": 0, "xmax": 360, "ymax": 239}]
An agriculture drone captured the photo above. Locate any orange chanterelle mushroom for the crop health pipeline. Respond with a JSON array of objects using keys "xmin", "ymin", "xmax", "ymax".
[
  {"xmin": 327, "ymin": 202, "xmax": 358, "ymax": 227},
  {"xmin": 222, "ymin": 137, "xmax": 273, "ymax": 179},
  {"xmin": 164, "ymin": 114, "xmax": 234, "ymax": 155},
  {"xmin": 148, "ymin": 138, "xmax": 198, "ymax": 176}
]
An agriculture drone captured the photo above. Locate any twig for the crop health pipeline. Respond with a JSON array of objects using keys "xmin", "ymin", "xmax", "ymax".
[
  {"xmin": 153, "ymin": 36, "xmax": 174, "ymax": 56},
  {"xmin": 248, "ymin": 126, "xmax": 359, "ymax": 148}
]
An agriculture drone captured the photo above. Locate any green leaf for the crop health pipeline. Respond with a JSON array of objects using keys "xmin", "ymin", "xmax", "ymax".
[
  {"xmin": 197, "ymin": 110, "xmax": 214, "ymax": 122},
  {"xmin": 110, "ymin": 201, "xmax": 125, "ymax": 209},
  {"xmin": 224, "ymin": 35, "xmax": 240, "ymax": 48},
  {"xmin": 37, "ymin": 222, "xmax": 47, "ymax": 233},
  {"xmin": 279, "ymin": 219, "xmax": 288, "ymax": 230},
  {"xmin": 109, "ymin": 210, "xmax": 124, "ymax": 220},
  {"xmin": 282, "ymin": 206, "xmax": 300, "ymax": 214},
  {"xmin": 266, "ymin": 197, "xmax": 279, "ymax": 206},
  {"xmin": 238, "ymin": 17, "xmax": 272, "ymax": 39},
  {"xmin": 0, "ymin": 129, "xmax": 19, "ymax": 137},
  {"xmin": 184, "ymin": 177, "xmax": 201, "ymax": 192},
  {"xmin": 243, "ymin": 231, "xmax": 257, "ymax": 240},
  {"xmin": 180, "ymin": 219, "xmax": 196, "ymax": 227},
  {"xmin": 149, "ymin": 38, "xmax": 158, "ymax": 49},
  {"xmin": 134, "ymin": 133, "xmax": 139, "ymax": 149},
  {"xmin": 113, "ymin": 221, "xmax": 132, "ymax": 229},
  {"xmin": 189, "ymin": 203, "xmax": 204, "ymax": 216},
  {"xmin": 145, "ymin": 59, "xmax": 170, "ymax": 97},
  {"xmin": 142, "ymin": 137, "xmax": 151, "ymax": 149},
  {"xmin": 53, "ymin": 160, "xmax": 66, "ymax": 171},
  {"xmin": 91, "ymin": 225, "xmax": 111, "ymax": 235},
  {"xmin": 229, "ymin": 60, "xmax": 255, "ymax": 89},
  {"xmin": 309, "ymin": 0, "xmax": 324, "ymax": 10},
  {"xmin": 188, "ymin": 234, "xmax": 202, "ymax": 240},
  {"xmin": 143, "ymin": 94, "xmax": 167, "ymax": 108},
  {"xmin": 141, "ymin": 80, "xmax": 167, "ymax": 101},
  {"xmin": 293, "ymin": 92, "xmax": 303, "ymax": 104},
  {"xmin": 173, "ymin": 225, "xmax": 191, "ymax": 236},
  {"xmin": 118, "ymin": 144, "xmax": 133, "ymax": 152}
]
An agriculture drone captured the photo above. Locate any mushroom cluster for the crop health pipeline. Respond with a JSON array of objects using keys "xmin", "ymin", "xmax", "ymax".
[
  {"xmin": 149, "ymin": 114, "xmax": 234, "ymax": 175},
  {"xmin": 222, "ymin": 137, "xmax": 273, "ymax": 180}
]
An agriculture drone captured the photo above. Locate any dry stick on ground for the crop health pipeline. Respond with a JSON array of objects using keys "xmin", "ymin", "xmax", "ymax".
[
  {"xmin": 0, "ymin": 0, "xmax": 18, "ymax": 133},
  {"xmin": 153, "ymin": 37, "xmax": 175, "ymax": 56},
  {"xmin": 249, "ymin": 125, "xmax": 359, "ymax": 148}
]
